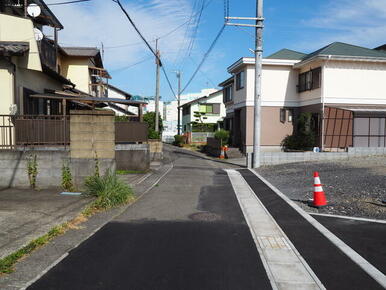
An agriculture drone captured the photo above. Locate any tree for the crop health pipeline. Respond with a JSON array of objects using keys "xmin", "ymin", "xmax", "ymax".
[{"xmin": 143, "ymin": 112, "xmax": 163, "ymax": 139}]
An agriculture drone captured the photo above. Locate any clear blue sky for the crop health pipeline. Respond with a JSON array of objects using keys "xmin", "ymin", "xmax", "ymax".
[{"xmin": 49, "ymin": 0, "xmax": 386, "ymax": 102}]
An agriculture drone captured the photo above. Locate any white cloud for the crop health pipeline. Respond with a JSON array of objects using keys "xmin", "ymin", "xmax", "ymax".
[
  {"xmin": 299, "ymin": 0, "xmax": 386, "ymax": 51},
  {"xmin": 44, "ymin": 0, "xmax": 194, "ymax": 69}
]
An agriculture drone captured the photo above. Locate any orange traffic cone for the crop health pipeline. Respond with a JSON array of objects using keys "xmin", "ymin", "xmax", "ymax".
[
  {"xmin": 219, "ymin": 146, "xmax": 225, "ymax": 159},
  {"xmin": 313, "ymin": 171, "xmax": 327, "ymax": 207}
]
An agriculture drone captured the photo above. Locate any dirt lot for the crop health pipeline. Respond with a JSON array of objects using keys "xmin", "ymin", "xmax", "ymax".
[{"xmin": 256, "ymin": 156, "xmax": 386, "ymax": 220}]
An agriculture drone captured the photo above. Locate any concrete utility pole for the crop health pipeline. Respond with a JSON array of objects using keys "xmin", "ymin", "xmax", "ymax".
[
  {"xmin": 176, "ymin": 71, "xmax": 182, "ymax": 135},
  {"xmin": 225, "ymin": 0, "xmax": 264, "ymax": 168},
  {"xmin": 155, "ymin": 38, "xmax": 160, "ymax": 133},
  {"xmin": 253, "ymin": 0, "xmax": 264, "ymax": 168}
]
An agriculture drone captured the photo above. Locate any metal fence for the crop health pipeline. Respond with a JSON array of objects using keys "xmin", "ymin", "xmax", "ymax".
[
  {"xmin": 190, "ymin": 132, "xmax": 215, "ymax": 144},
  {"xmin": 0, "ymin": 115, "xmax": 69, "ymax": 149},
  {"xmin": 115, "ymin": 121, "xmax": 148, "ymax": 143},
  {"xmin": 0, "ymin": 115, "xmax": 148, "ymax": 149}
]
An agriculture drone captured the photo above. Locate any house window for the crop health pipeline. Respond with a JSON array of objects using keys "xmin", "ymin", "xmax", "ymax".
[
  {"xmin": 235, "ymin": 71, "xmax": 245, "ymax": 90},
  {"xmin": 223, "ymin": 85, "xmax": 233, "ymax": 103},
  {"xmin": 298, "ymin": 67, "xmax": 321, "ymax": 92},
  {"xmin": 182, "ymin": 105, "xmax": 190, "ymax": 116},
  {"xmin": 288, "ymin": 109, "xmax": 293, "ymax": 122},
  {"xmin": 199, "ymin": 104, "xmax": 213, "ymax": 114},
  {"xmin": 280, "ymin": 108, "xmax": 286, "ymax": 123}
]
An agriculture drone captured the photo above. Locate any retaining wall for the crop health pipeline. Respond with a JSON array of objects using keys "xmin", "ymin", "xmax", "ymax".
[
  {"xmin": 115, "ymin": 144, "xmax": 150, "ymax": 171},
  {"xmin": 259, "ymin": 147, "xmax": 386, "ymax": 166},
  {"xmin": 0, "ymin": 150, "xmax": 115, "ymax": 189}
]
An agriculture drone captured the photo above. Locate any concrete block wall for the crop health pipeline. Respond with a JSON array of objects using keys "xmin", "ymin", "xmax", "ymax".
[
  {"xmin": 70, "ymin": 110, "xmax": 115, "ymax": 159},
  {"xmin": 259, "ymin": 147, "xmax": 386, "ymax": 166},
  {"xmin": 147, "ymin": 140, "xmax": 163, "ymax": 161},
  {"xmin": 115, "ymin": 144, "xmax": 150, "ymax": 171},
  {"xmin": 0, "ymin": 150, "xmax": 68, "ymax": 189}
]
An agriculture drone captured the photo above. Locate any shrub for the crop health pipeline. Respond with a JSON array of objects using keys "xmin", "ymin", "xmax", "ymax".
[
  {"xmin": 143, "ymin": 112, "xmax": 163, "ymax": 139},
  {"xmin": 214, "ymin": 129, "xmax": 230, "ymax": 146},
  {"xmin": 84, "ymin": 170, "xmax": 134, "ymax": 209},
  {"xmin": 173, "ymin": 134, "xmax": 185, "ymax": 146},
  {"xmin": 148, "ymin": 128, "xmax": 160, "ymax": 140},
  {"xmin": 281, "ymin": 112, "xmax": 316, "ymax": 151}
]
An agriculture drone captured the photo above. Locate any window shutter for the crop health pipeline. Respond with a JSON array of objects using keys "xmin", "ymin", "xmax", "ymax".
[{"xmin": 213, "ymin": 103, "xmax": 221, "ymax": 114}]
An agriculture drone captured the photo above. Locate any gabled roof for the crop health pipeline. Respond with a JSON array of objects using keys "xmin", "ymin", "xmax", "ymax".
[
  {"xmin": 107, "ymin": 83, "xmax": 132, "ymax": 99},
  {"xmin": 179, "ymin": 90, "xmax": 222, "ymax": 108},
  {"xmin": 302, "ymin": 42, "xmax": 386, "ymax": 62},
  {"xmin": 61, "ymin": 47, "xmax": 104, "ymax": 68},
  {"xmin": 266, "ymin": 49, "xmax": 306, "ymax": 60}
]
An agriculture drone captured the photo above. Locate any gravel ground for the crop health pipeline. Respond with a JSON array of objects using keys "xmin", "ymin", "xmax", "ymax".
[{"xmin": 256, "ymin": 156, "xmax": 386, "ymax": 220}]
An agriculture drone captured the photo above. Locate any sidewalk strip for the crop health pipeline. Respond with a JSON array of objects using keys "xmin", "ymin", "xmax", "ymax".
[
  {"xmin": 226, "ymin": 169, "xmax": 325, "ymax": 290},
  {"xmin": 241, "ymin": 169, "xmax": 386, "ymax": 290}
]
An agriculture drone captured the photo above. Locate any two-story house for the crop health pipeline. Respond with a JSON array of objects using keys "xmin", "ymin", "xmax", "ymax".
[
  {"xmin": 221, "ymin": 42, "xmax": 386, "ymax": 153},
  {"xmin": 0, "ymin": 0, "xmax": 73, "ymax": 115},
  {"xmin": 180, "ymin": 89, "xmax": 225, "ymax": 139}
]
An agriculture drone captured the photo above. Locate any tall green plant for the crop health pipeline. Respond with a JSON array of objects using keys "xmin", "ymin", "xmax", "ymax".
[
  {"xmin": 214, "ymin": 129, "xmax": 230, "ymax": 147},
  {"xmin": 61, "ymin": 161, "xmax": 75, "ymax": 192},
  {"xmin": 143, "ymin": 112, "xmax": 163, "ymax": 139},
  {"xmin": 281, "ymin": 112, "xmax": 316, "ymax": 151},
  {"xmin": 27, "ymin": 154, "xmax": 38, "ymax": 190}
]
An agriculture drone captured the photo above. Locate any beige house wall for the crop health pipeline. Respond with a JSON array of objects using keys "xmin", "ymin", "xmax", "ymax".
[
  {"xmin": 60, "ymin": 57, "xmax": 90, "ymax": 93},
  {"xmin": 0, "ymin": 14, "xmax": 42, "ymax": 71},
  {"xmin": 0, "ymin": 59, "xmax": 14, "ymax": 114},
  {"xmin": 324, "ymin": 60, "xmax": 386, "ymax": 105},
  {"xmin": 239, "ymin": 106, "xmax": 293, "ymax": 152},
  {"xmin": 297, "ymin": 60, "xmax": 323, "ymax": 105}
]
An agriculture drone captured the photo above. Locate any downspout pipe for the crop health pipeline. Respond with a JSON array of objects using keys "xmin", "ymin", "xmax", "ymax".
[{"xmin": 321, "ymin": 55, "xmax": 332, "ymax": 151}]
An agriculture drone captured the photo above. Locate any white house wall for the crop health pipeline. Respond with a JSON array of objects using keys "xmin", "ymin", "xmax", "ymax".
[{"xmin": 324, "ymin": 60, "xmax": 386, "ymax": 105}]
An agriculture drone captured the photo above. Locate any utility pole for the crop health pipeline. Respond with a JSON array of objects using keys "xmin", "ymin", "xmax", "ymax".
[
  {"xmin": 155, "ymin": 38, "xmax": 160, "ymax": 133},
  {"xmin": 176, "ymin": 71, "xmax": 182, "ymax": 135},
  {"xmin": 225, "ymin": 0, "xmax": 264, "ymax": 168}
]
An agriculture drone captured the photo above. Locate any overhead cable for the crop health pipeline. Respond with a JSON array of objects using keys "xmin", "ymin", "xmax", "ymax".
[{"xmin": 180, "ymin": 24, "xmax": 226, "ymax": 94}]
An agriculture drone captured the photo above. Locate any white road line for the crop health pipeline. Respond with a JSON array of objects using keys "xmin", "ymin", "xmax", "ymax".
[
  {"xmin": 249, "ymin": 169, "xmax": 386, "ymax": 288},
  {"xmin": 309, "ymin": 212, "xmax": 386, "ymax": 224},
  {"xmin": 226, "ymin": 169, "xmax": 325, "ymax": 290}
]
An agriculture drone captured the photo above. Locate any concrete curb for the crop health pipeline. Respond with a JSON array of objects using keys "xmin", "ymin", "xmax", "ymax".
[
  {"xmin": 249, "ymin": 169, "xmax": 386, "ymax": 288},
  {"xmin": 309, "ymin": 212, "xmax": 386, "ymax": 224}
]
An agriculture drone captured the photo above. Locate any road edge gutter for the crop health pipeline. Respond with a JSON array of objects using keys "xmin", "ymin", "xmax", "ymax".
[{"xmin": 249, "ymin": 169, "xmax": 386, "ymax": 288}]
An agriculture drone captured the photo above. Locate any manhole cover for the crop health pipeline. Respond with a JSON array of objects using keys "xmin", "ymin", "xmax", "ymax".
[{"xmin": 189, "ymin": 212, "xmax": 222, "ymax": 221}]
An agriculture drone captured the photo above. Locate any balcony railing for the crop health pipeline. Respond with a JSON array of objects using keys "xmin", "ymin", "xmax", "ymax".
[{"xmin": 38, "ymin": 37, "xmax": 57, "ymax": 71}]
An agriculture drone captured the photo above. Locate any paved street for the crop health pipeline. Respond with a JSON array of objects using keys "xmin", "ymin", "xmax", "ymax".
[{"xmin": 27, "ymin": 146, "xmax": 386, "ymax": 290}]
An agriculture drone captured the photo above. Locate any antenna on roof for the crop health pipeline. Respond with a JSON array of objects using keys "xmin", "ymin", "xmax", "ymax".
[
  {"xmin": 101, "ymin": 42, "xmax": 104, "ymax": 61},
  {"xmin": 27, "ymin": 3, "xmax": 42, "ymax": 18}
]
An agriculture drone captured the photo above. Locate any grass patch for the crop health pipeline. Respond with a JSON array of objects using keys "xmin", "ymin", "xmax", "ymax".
[
  {"xmin": 0, "ymin": 172, "xmax": 136, "ymax": 274},
  {"xmin": 0, "ymin": 224, "xmax": 67, "ymax": 274},
  {"xmin": 116, "ymin": 169, "xmax": 149, "ymax": 175},
  {"xmin": 84, "ymin": 170, "xmax": 135, "ymax": 210}
]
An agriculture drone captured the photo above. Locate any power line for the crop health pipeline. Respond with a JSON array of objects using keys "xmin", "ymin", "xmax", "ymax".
[
  {"xmin": 180, "ymin": 24, "xmax": 226, "ymax": 94},
  {"xmin": 47, "ymin": 0, "xmax": 91, "ymax": 5},
  {"xmin": 110, "ymin": 56, "xmax": 153, "ymax": 73},
  {"xmin": 112, "ymin": 0, "xmax": 160, "ymax": 64},
  {"xmin": 113, "ymin": 0, "xmax": 178, "ymax": 99}
]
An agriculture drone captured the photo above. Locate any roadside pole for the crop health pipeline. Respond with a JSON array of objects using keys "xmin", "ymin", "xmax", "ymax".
[
  {"xmin": 176, "ymin": 71, "xmax": 181, "ymax": 135},
  {"xmin": 253, "ymin": 0, "xmax": 264, "ymax": 168},
  {"xmin": 225, "ymin": 0, "xmax": 264, "ymax": 168},
  {"xmin": 155, "ymin": 38, "xmax": 160, "ymax": 133}
]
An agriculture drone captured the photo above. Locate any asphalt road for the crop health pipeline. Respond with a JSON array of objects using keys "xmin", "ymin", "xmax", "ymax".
[
  {"xmin": 313, "ymin": 215, "xmax": 386, "ymax": 275},
  {"xmin": 240, "ymin": 169, "xmax": 384, "ymax": 290},
  {"xmin": 29, "ymin": 146, "xmax": 271, "ymax": 290}
]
